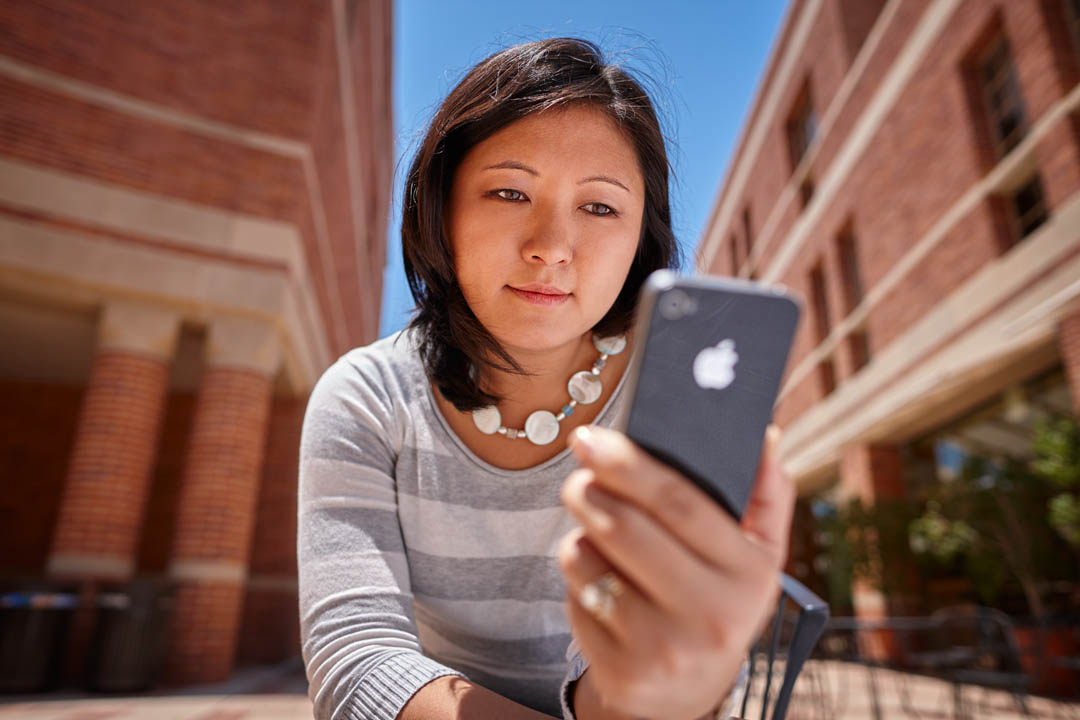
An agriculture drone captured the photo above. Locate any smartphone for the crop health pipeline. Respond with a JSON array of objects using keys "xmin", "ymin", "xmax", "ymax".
[{"xmin": 618, "ymin": 270, "xmax": 802, "ymax": 520}]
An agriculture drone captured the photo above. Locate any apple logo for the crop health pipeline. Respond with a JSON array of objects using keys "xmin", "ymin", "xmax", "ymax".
[{"xmin": 693, "ymin": 339, "xmax": 738, "ymax": 390}]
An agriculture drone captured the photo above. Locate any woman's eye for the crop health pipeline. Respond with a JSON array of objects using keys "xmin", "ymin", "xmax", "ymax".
[
  {"xmin": 583, "ymin": 203, "xmax": 617, "ymax": 217},
  {"xmin": 494, "ymin": 189, "xmax": 526, "ymax": 202}
]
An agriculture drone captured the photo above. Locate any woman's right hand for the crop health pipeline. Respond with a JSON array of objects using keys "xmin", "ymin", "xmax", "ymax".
[{"xmin": 558, "ymin": 425, "xmax": 795, "ymax": 720}]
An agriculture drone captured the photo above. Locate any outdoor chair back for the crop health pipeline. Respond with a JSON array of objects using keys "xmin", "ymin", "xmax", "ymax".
[{"xmin": 734, "ymin": 573, "xmax": 830, "ymax": 720}]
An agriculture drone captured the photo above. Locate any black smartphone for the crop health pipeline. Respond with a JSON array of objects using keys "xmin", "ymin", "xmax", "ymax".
[{"xmin": 618, "ymin": 270, "xmax": 802, "ymax": 520}]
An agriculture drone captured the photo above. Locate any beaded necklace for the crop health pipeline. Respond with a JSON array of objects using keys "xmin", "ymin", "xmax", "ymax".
[{"xmin": 470, "ymin": 333, "xmax": 628, "ymax": 445}]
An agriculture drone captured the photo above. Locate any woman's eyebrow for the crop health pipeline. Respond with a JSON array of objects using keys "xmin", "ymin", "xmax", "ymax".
[{"xmin": 482, "ymin": 160, "xmax": 631, "ymax": 193}]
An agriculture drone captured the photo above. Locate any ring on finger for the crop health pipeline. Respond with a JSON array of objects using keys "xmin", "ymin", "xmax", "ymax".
[{"xmin": 579, "ymin": 571, "xmax": 625, "ymax": 622}]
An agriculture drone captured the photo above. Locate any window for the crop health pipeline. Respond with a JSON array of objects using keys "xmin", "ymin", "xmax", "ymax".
[
  {"xmin": 836, "ymin": 228, "xmax": 864, "ymax": 312},
  {"xmin": 848, "ymin": 328, "xmax": 871, "ymax": 373},
  {"xmin": 799, "ymin": 176, "xmax": 816, "ymax": 209},
  {"xmin": 819, "ymin": 357, "xmax": 837, "ymax": 396},
  {"xmin": 1069, "ymin": 0, "xmax": 1080, "ymax": 60},
  {"xmin": 1009, "ymin": 173, "xmax": 1049, "ymax": 242},
  {"xmin": 729, "ymin": 233, "xmax": 740, "ymax": 276},
  {"xmin": 810, "ymin": 262, "xmax": 831, "ymax": 342},
  {"xmin": 742, "ymin": 207, "xmax": 754, "ymax": 255},
  {"xmin": 978, "ymin": 36, "xmax": 1028, "ymax": 157},
  {"xmin": 787, "ymin": 81, "xmax": 817, "ymax": 171}
]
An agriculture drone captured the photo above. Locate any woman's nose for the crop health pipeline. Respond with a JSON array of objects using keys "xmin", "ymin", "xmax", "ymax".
[{"xmin": 520, "ymin": 209, "xmax": 573, "ymax": 266}]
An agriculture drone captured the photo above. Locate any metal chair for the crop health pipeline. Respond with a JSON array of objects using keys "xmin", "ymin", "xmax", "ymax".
[
  {"xmin": 733, "ymin": 573, "xmax": 830, "ymax": 720},
  {"xmin": 901, "ymin": 605, "xmax": 1031, "ymax": 719}
]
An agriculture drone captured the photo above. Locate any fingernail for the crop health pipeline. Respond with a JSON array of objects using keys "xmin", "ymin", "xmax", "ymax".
[
  {"xmin": 569, "ymin": 426, "xmax": 592, "ymax": 463},
  {"xmin": 767, "ymin": 424, "xmax": 780, "ymax": 447}
]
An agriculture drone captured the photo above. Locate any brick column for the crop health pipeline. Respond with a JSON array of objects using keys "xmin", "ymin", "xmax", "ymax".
[
  {"xmin": 164, "ymin": 316, "xmax": 279, "ymax": 684},
  {"xmin": 46, "ymin": 301, "xmax": 181, "ymax": 686},
  {"xmin": 47, "ymin": 302, "xmax": 181, "ymax": 579},
  {"xmin": 839, "ymin": 443, "xmax": 906, "ymax": 662},
  {"xmin": 1060, "ymin": 308, "xmax": 1080, "ymax": 415}
]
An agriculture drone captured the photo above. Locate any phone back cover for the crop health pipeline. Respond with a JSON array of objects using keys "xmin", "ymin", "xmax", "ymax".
[{"xmin": 623, "ymin": 276, "xmax": 800, "ymax": 519}]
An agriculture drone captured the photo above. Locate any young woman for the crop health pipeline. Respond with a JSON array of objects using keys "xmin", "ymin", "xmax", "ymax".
[{"xmin": 298, "ymin": 37, "xmax": 794, "ymax": 720}]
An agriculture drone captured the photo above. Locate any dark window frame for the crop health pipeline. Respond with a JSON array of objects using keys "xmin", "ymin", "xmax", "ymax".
[
  {"xmin": 977, "ymin": 34, "xmax": 1029, "ymax": 158},
  {"xmin": 786, "ymin": 80, "xmax": 818, "ymax": 172},
  {"xmin": 819, "ymin": 356, "xmax": 837, "ymax": 396},
  {"xmin": 1008, "ymin": 172, "xmax": 1049, "ymax": 243},
  {"xmin": 729, "ymin": 233, "xmax": 740, "ymax": 276},
  {"xmin": 1068, "ymin": 0, "xmax": 1080, "ymax": 62},
  {"xmin": 836, "ymin": 227, "xmax": 864, "ymax": 313},
  {"xmin": 847, "ymin": 327, "xmax": 871, "ymax": 374},
  {"xmin": 809, "ymin": 261, "xmax": 831, "ymax": 343}
]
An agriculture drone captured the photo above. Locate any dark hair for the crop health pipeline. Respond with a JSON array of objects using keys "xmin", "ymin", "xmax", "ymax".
[{"xmin": 402, "ymin": 37, "xmax": 679, "ymax": 412}]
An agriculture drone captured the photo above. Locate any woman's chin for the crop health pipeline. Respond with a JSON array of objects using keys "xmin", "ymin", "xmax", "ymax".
[{"xmin": 489, "ymin": 322, "xmax": 587, "ymax": 355}]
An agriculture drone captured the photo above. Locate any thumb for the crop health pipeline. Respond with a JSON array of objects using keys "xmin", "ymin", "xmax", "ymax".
[{"xmin": 740, "ymin": 424, "xmax": 796, "ymax": 565}]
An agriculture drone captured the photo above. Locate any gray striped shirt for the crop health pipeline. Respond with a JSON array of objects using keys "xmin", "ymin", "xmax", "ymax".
[{"xmin": 298, "ymin": 328, "xmax": 631, "ymax": 719}]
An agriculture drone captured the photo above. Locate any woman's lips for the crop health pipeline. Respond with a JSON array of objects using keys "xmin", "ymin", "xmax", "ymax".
[{"xmin": 508, "ymin": 286, "xmax": 571, "ymax": 306}]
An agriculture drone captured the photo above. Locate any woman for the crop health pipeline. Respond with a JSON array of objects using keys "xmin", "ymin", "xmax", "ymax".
[{"xmin": 298, "ymin": 37, "xmax": 794, "ymax": 720}]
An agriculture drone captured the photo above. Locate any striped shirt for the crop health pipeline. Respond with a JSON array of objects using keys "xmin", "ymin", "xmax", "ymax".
[{"xmin": 298, "ymin": 328, "xmax": 632, "ymax": 719}]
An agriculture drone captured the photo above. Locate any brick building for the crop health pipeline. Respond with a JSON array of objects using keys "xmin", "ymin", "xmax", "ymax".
[
  {"xmin": 0, "ymin": 1, "xmax": 392, "ymax": 685},
  {"xmin": 698, "ymin": 0, "xmax": 1080, "ymax": 628}
]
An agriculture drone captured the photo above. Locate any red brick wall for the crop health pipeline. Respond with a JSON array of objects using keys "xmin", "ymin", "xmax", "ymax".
[
  {"xmin": 707, "ymin": 0, "xmax": 1080, "ymax": 428},
  {"xmin": 0, "ymin": 0, "xmax": 393, "ymax": 355},
  {"xmin": 0, "ymin": 1, "xmax": 324, "ymax": 139},
  {"xmin": 0, "ymin": 381, "xmax": 82, "ymax": 576}
]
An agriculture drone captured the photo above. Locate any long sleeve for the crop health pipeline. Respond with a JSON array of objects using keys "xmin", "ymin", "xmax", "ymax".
[{"xmin": 298, "ymin": 354, "xmax": 464, "ymax": 720}]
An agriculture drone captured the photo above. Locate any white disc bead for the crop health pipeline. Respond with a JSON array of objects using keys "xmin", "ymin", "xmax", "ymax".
[
  {"xmin": 568, "ymin": 370, "xmax": 602, "ymax": 404},
  {"xmin": 592, "ymin": 334, "xmax": 626, "ymax": 355},
  {"xmin": 524, "ymin": 410, "xmax": 560, "ymax": 445},
  {"xmin": 472, "ymin": 405, "xmax": 501, "ymax": 435}
]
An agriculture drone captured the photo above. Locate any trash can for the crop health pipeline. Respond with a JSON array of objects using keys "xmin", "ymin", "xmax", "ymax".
[
  {"xmin": 0, "ymin": 582, "xmax": 79, "ymax": 693},
  {"xmin": 85, "ymin": 579, "xmax": 175, "ymax": 692}
]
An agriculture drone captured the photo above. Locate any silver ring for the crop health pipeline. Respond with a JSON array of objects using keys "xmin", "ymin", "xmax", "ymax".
[{"xmin": 579, "ymin": 571, "xmax": 625, "ymax": 622}]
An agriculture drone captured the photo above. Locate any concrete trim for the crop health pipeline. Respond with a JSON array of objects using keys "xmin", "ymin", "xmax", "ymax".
[
  {"xmin": 332, "ymin": 0, "xmax": 370, "ymax": 341},
  {"xmin": 779, "ymin": 83, "xmax": 1080, "ymax": 401},
  {"xmin": 0, "ymin": 55, "xmax": 307, "ymax": 158},
  {"xmin": 206, "ymin": 314, "xmax": 282, "ymax": 376},
  {"xmin": 0, "ymin": 158, "xmax": 330, "ymax": 389},
  {"xmin": 0, "ymin": 214, "xmax": 318, "ymax": 393},
  {"xmin": 761, "ymin": 0, "xmax": 962, "ymax": 284},
  {"xmin": 47, "ymin": 553, "xmax": 133, "ymax": 580},
  {"xmin": 98, "ymin": 300, "xmax": 183, "ymax": 360},
  {"xmin": 170, "ymin": 560, "xmax": 247, "ymax": 584},
  {"xmin": 696, "ymin": 0, "xmax": 826, "ymax": 269},
  {"xmin": 783, "ymin": 194, "xmax": 1080, "ymax": 483},
  {"xmin": 0, "ymin": 53, "xmax": 353, "ymax": 353}
]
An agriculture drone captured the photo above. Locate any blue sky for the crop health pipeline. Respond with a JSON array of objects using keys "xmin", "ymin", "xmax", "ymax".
[{"xmin": 380, "ymin": 0, "xmax": 789, "ymax": 337}]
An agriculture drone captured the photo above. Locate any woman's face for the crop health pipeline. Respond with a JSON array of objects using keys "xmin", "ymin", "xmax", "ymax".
[{"xmin": 445, "ymin": 103, "xmax": 646, "ymax": 354}]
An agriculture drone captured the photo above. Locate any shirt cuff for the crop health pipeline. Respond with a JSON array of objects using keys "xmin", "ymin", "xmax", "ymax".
[
  {"xmin": 560, "ymin": 638, "xmax": 590, "ymax": 720},
  {"xmin": 340, "ymin": 650, "xmax": 466, "ymax": 720}
]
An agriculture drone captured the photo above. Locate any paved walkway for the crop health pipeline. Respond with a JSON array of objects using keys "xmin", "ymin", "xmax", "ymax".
[
  {"xmin": 0, "ymin": 658, "xmax": 313, "ymax": 720},
  {"xmin": 745, "ymin": 660, "xmax": 1080, "ymax": 720},
  {"xmin": 2, "ymin": 659, "xmax": 1078, "ymax": 719}
]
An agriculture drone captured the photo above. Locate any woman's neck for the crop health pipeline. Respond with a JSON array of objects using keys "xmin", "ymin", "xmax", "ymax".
[{"xmin": 480, "ymin": 332, "xmax": 601, "ymax": 428}]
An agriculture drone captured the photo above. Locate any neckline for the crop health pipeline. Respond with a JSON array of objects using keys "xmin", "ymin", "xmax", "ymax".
[{"xmin": 423, "ymin": 349, "xmax": 634, "ymax": 478}]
